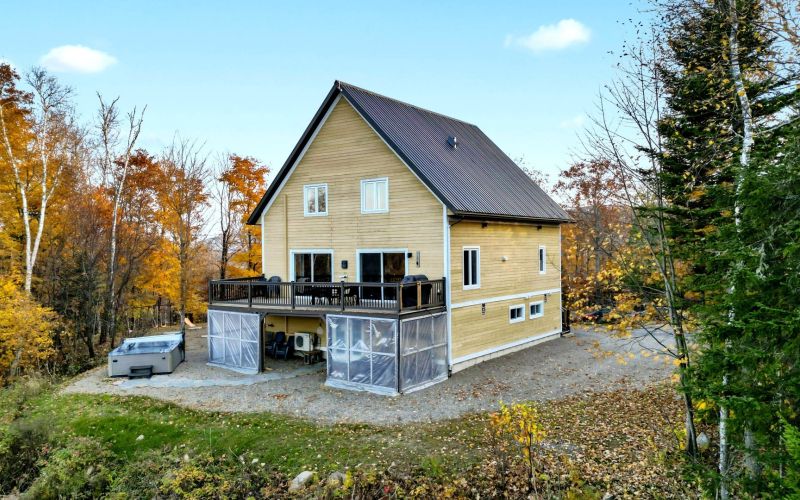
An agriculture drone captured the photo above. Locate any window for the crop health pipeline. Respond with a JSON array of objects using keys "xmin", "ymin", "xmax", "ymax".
[
  {"xmin": 361, "ymin": 178, "xmax": 389, "ymax": 213},
  {"xmin": 529, "ymin": 301, "xmax": 544, "ymax": 319},
  {"xmin": 304, "ymin": 184, "xmax": 327, "ymax": 216},
  {"xmin": 462, "ymin": 247, "xmax": 480, "ymax": 289},
  {"xmin": 292, "ymin": 251, "xmax": 332, "ymax": 282},
  {"xmin": 509, "ymin": 304, "xmax": 525, "ymax": 324},
  {"xmin": 538, "ymin": 245, "xmax": 546, "ymax": 274}
]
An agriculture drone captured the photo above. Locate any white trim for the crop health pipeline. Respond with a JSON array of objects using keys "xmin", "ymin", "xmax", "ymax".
[
  {"xmin": 355, "ymin": 248, "xmax": 408, "ymax": 282},
  {"xmin": 303, "ymin": 183, "xmax": 328, "ymax": 216},
  {"xmin": 451, "ymin": 288, "xmax": 561, "ymax": 309},
  {"xmin": 559, "ymin": 224, "xmax": 563, "ymax": 333},
  {"xmin": 509, "ymin": 303, "xmax": 525, "ymax": 324},
  {"xmin": 443, "ymin": 206, "xmax": 452, "ymax": 369},
  {"xmin": 529, "ymin": 300, "xmax": 544, "ymax": 319},
  {"xmin": 360, "ymin": 177, "xmax": 389, "ymax": 214},
  {"xmin": 462, "ymin": 246, "xmax": 480, "ymax": 290},
  {"xmin": 262, "ymin": 95, "xmax": 341, "ymax": 217},
  {"xmin": 451, "ymin": 328, "xmax": 561, "ymax": 366},
  {"xmin": 539, "ymin": 245, "xmax": 546, "ymax": 274},
  {"xmin": 289, "ymin": 248, "xmax": 334, "ymax": 281}
]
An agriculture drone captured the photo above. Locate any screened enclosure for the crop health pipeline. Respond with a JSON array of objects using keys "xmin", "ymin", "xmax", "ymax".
[
  {"xmin": 207, "ymin": 310, "xmax": 261, "ymax": 374},
  {"xmin": 326, "ymin": 312, "xmax": 448, "ymax": 395},
  {"xmin": 399, "ymin": 313, "xmax": 448, "ymax": 392}
]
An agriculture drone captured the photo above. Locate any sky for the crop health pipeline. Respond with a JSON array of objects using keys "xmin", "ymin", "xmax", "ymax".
[{"xmin": 1, "ymin": 1, "xmax": 645, "ymax": 183}]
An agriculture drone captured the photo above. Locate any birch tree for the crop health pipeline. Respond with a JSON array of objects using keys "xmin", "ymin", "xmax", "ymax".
[
  {"xmin": 0, "ymin": 66, "xmax": 80, "ymax": 294},
  {"xmin": 96, "ymin": 95, "xmax": 145, "ymax": 345}
]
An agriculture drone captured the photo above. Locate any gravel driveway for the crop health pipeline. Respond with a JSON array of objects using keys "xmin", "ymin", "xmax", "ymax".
[{"xmin": 64, "ymin": 325, "xmax": 674, "ymax": 425}]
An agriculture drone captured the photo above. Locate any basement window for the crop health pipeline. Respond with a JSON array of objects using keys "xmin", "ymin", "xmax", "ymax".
[
  {"xmin": 529, "ymin": 301, "xmax": 544, "ymax": 319},
  {"xmin": 509, "ymin": 304, "xmax": 525, "ymax": 324}
]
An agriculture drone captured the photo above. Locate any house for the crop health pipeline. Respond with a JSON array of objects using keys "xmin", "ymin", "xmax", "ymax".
[{"xmin": 207, "ymin": 81, "xmax": 570, "ymax": 394}]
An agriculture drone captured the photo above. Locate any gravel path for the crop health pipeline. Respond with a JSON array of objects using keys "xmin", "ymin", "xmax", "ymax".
[{"xmin": 64, "ymin": 326, "xmax": 673, "ymax": 425}]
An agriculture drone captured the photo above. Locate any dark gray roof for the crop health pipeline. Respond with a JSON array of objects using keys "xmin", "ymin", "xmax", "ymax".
[{"xmin": 248, "ymin": 81, "xmax": 569, "ymax": 225}]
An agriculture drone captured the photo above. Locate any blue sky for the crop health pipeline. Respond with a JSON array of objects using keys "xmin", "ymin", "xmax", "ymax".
[{"xmin": 1, "ymin": 1, "xmax": 642, "ymax": 182}]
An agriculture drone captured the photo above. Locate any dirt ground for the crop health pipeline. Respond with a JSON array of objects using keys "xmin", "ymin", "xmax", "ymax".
[{"xmin": 64, "ymin": 325, "xmax": 674, "ymax": 424}]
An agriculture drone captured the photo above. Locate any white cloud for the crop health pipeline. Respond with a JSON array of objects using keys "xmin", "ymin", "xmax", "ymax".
[
  {"xmin": 506, "ymin": 19, "xmax": 591, "ymax": 52},
  {"xmin": 40, "ymin": 45, "xmax": 116, "ymax": 73},
  {"xmin": 559, "ymin": 114, "xmax": 586, "ymax": 129}
]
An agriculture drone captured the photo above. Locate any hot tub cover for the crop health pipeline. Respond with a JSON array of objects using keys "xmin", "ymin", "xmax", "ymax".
[{"xmin": 110, "ymin": 333, "xmax": 184, "ymax": 356}]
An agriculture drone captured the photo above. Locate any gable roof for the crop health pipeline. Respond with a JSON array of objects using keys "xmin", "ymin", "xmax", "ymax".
[{"xmin": 247, "ymin": 81, "xmax": 570, "ymax": 225}]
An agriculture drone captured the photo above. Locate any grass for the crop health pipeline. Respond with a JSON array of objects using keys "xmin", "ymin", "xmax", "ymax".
[{"xmin": 22, "ymin": 386, "xmax": 489, "ymax": 476}]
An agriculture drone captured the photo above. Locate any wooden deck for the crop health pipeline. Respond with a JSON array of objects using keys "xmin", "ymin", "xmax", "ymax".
[{"xmin": 208, "ymin": 277, "xmax": 446, "ymax": 315}]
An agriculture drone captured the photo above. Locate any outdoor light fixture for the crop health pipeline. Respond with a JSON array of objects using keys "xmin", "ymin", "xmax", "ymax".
[
  {"xmin": 416, "ymin": 251, "xmax": 421, "ymax": 267},
  {"xmin": 501, "ymin": 256, "xmax": 508, "ymax": 262}
]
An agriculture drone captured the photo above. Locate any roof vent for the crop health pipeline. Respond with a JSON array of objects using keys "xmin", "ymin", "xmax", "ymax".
[{"xmin": 447, "ymin": 135, "xmax": 458, "ymax": 149}]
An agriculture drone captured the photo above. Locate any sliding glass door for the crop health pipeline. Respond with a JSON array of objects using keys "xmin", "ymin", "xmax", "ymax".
[
  {"xmin": 358, "ymin": 251, "xmax": 406, "ymax": 301},
  {"xmin": 292, "ymin": 252, "xmax": 332, "ymax": 282}
]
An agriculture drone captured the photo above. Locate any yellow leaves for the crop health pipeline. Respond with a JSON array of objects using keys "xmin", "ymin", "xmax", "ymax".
[{"xmin": 0, "ymin": 274, "xmax": 59, "ymax": 382}]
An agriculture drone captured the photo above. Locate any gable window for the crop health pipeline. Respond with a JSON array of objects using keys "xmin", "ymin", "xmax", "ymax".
[
  {"xmin": 538, "ymin": 245, "xmax": 546, "ymax": 274},
  {"xmin": 529, "ymin": 301, "xmax": 544, "ymax": 319},
  {"xmin": 361, "ymin": 178, "xmax": 389, "ymax": 213},
  {"xmin": 509, "ymin": 304, "xmax": 525, "ymax": 324},
  {"xmin": 462, "ymin": 247, "xmax": 480, "ymax": 289},
  {"xmin": 304, "ymin": 184, "xmax": 327, "ymax": 216}
]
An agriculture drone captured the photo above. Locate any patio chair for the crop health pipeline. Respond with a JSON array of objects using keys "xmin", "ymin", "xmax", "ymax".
[
  {"xmin": 265, "ymin": 275, "xmax": 282, "ymax": 299},
  {"xmin": 266, "ymin": 331, "xmax": 286, "ymax": 358},
  {"xmin": 274, "ymin": 333, "xmax": 292, "ymax": 360},
  {"xmin": 401, "ymin": 274, "xmax": 431, "ymax": 308}
]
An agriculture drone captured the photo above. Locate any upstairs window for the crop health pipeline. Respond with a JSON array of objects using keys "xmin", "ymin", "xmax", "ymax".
[
  {"xmin": 361, "ymin": 178, "xmax": 389, "ymax": 213},
  {"xmin": 463, "ymin": 247, "xmax": 480, "ymax": 289},
  {"xmin": 304, "ymin": 184, "xmax": 327, "ymax": 216},
  {"xmin": 539, "ymin": 245, "xmax": 546, "ymax": 274}
]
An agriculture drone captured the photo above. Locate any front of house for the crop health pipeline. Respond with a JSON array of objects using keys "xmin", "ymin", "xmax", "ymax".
[{"xmin": 207, "ymin": 81, "xmax": 569, "ymax": 394}]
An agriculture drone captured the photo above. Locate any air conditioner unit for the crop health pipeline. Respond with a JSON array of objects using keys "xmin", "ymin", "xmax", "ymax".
[{"xmin": 294, "ymin": 332, "xmax": 316, "ymax": 352}]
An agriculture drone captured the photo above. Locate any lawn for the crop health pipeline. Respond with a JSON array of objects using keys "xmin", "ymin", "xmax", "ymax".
[{"xmin": 0, "ymin": 378, "xmax": 699, "ymax": 498}]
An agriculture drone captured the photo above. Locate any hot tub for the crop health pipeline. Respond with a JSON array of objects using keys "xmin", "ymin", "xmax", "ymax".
[{"xmin": 108, "ymin": 333, "xmax": 184, "ymax": 377}]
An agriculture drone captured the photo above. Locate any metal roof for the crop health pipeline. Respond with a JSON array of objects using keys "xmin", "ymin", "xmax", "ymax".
[{"xmin": 248, "ymin": 81, "xmax": 570, "ymax": 225}]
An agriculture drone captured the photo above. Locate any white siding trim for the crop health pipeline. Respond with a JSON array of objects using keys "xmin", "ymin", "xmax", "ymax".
[
  {"xmin": 444, "ymin": 206, "xmax": 453, "ymax": 369},
  {"xmin": 451, "ymin": 288, "xmax": 561, "ymax": 309},
  {"xmin": 451, "ymin": 328, "xmax": 561, "ymax": 367}
]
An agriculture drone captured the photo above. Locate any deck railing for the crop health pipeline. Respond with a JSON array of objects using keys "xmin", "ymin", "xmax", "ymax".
[{"xmin": 208, "ymin": 277, "xmax": 446, "ymax": 313}]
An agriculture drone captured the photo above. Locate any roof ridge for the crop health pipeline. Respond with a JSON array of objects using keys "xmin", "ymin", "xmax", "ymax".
[{"xmin": 336, "ymin": 80, "xmax": 479, "ymax": 128}]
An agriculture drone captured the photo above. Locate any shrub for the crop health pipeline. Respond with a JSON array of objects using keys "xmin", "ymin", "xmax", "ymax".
[
  {"xmin": 22, "ymin": 437, "xmax": 117, "ymax": 500},
  {"xmin": 0, "ymin": 417, "xmax": 51, "ymax": 494}
]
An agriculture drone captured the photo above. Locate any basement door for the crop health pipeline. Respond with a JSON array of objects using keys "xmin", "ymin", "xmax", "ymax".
[{"xmin": 207, "ymin": 310, "xmax": 261, "ymax": 374}]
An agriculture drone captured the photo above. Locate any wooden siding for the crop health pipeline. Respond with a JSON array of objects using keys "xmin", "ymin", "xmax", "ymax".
[
  {"xmin": 450, "ymin": 293, "xmax": 561, "ymax": 360},
  {"xmin": 261, "ymin": 98, "xmax": 444, "ymax": 282},
  {"xmin": 449, "ymin": 221, "xmax": 561, "ymax": 304},
  {"xmin": 449, "ymin": 221, "xmax": 562, "ymax": 360}
]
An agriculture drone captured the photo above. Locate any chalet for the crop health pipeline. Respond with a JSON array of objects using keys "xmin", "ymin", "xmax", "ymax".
[{"xmin": 206, "ymin": 81, "xmax": 570, "ymax": 394}]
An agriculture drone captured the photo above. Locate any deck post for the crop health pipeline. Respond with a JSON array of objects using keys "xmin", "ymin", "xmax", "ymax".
[
  {"xmin": 416, "ymin": 281, "xmax": 422, "ymax": 309},
  {"xmin": 340, "ymin": 281, "xmax": 345, "ymax": 311},
  {"xmin": 248, "ymin": 280, "xmax": 252, "ymax": 307},
  {"xmin": 291, "ymin": 282, "xmax": 296, "ymax": 309},
  {"xmin": 207, "ymin": 279, "xmax": 212, "ymax": 304},
  {"xmin": 397, "ymin": 283, "xmax": 402, "ymax": 312}
]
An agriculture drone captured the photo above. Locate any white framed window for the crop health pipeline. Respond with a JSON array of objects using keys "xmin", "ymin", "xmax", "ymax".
[
  {"xmin": 509, "ymin": 304, "xmax": 525, "ymax": 324},
  {"xmin": 538, "ymin": 245, "xmax": 546, "ymax": 274},
  {"xmin": 360, "ymin": 178, "xmax": 389, "ymax": 213},
  {"xmin": 303, "ymin": 184, "xmax": 328, "ymax": 216},
  {"xmin": 462, "ymin": 246, "xmax": 480, "ymax": 289},
  {"xmin": 529, "ymin": 300, "xmax": 544, "ymax": 319}
]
